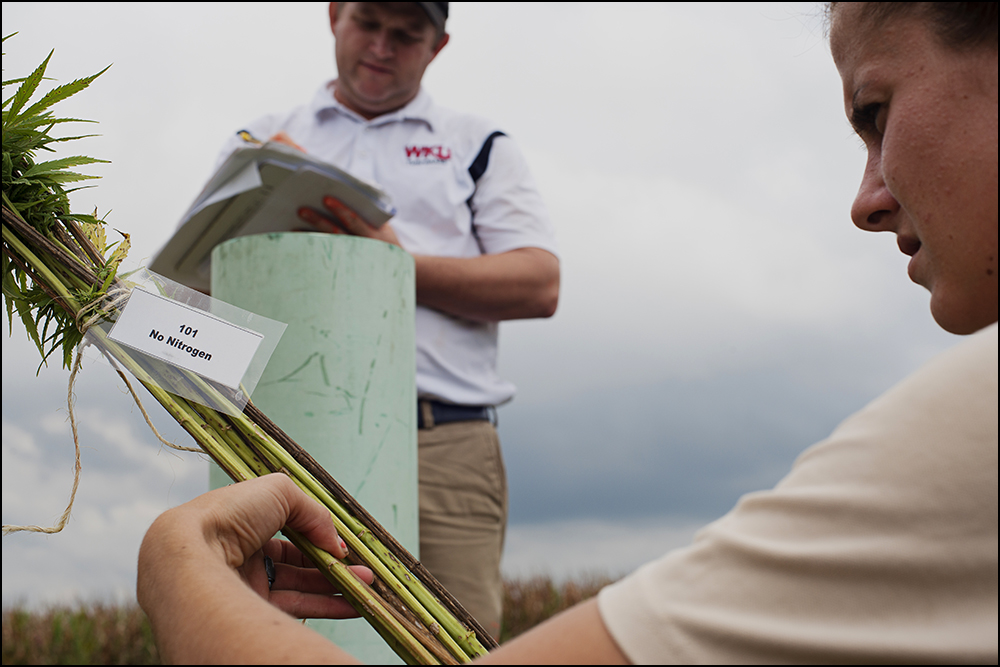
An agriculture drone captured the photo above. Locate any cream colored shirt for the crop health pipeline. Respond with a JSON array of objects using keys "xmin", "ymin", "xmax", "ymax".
[{"xmin": 599, "ymin": 324, "xmax": 998, "ymax": 664}]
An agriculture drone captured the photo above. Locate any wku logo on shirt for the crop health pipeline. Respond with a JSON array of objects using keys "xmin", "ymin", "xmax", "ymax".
[{"xmin": 405, "ymin": 145, "xmax": 452, "ymax": 164}]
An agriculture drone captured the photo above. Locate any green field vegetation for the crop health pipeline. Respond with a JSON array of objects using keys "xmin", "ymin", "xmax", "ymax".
[
  {"xmin": 1, "ymin": 603, "xmax": 158, "ymax": 665},
  {"xmin": 2, "ymin": 574, "xmax": 616, "ymax": 664},
  {"xmin": 499, "ymin": 574, "xmax": 616, "ymax": 643}
]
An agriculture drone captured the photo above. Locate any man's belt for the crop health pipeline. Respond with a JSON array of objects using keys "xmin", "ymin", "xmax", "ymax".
[{"xmin": 418, "ymin": 400, "xmax": 493, "ymax": 429}]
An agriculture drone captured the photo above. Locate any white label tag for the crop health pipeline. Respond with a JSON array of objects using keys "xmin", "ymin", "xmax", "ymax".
[{"xmin": 108, "ymin": 287, "xmax": 264, "ymax": 390}]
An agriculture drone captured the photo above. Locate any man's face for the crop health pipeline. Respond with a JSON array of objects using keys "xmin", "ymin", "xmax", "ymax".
[{"xmin": 330, "ymin": 2, "xmax": 449, "ymax": 120}]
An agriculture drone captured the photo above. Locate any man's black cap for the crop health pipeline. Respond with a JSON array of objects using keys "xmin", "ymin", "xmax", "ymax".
[{"xmin": 418, "ymin": 2, "xmax": 448, "ymax": 32}]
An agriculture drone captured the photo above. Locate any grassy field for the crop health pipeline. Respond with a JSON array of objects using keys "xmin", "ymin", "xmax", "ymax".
[
  {"xmin": 2, "ymin": 575, "xmax": 616, "ymax": 664},
  {"xmin": 2, "ymin": 603, "xmax": 159, "ymax": 665}
]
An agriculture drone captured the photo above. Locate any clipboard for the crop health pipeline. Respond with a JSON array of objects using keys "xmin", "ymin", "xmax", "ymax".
[{"xmin": 150, "ymin": 141, "xmax": 395, "ymax": 292}]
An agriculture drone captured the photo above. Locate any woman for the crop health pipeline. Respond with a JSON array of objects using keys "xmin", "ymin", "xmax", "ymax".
[{"xmin": 137, "ymin": 3, "xmax": 997, "ymax": 663}]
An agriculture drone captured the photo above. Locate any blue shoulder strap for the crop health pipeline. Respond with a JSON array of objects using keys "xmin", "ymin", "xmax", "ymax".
[
  {"xmin": 467, "ymin": 131, "xmax": 507, "ymax": 253},
  {"xmin": 468, "ymin": 131, "xmax": 506, "ymax": 183}
]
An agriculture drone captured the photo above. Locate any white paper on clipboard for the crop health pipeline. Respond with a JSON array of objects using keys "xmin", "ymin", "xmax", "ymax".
[{"xmin": 150, "ymin": 142, "xmax": 395, "ymax": 292}]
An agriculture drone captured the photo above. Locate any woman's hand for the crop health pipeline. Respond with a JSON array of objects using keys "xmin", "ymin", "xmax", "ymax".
[
  {"xmin": 240, "ymin": 535, "xmax": 375, "ymax": 620},
  {"xmin": 138, "ymin": 474, "xmax": 372, "ymax": 663},
  {"xmin": 195, "ymin": 474, "xmax": 374, "ymax": 619},
  {"xmin": 236, "ymin": 539, "xmax": 374, "ymax": 618}
]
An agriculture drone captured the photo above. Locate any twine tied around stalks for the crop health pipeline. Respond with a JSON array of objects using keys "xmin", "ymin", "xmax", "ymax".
[{"xmin": 3, "ymin": 285, "xmax": 201, "ymax": 537}]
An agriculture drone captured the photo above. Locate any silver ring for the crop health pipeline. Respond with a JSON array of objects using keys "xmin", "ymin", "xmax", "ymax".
[{"xmin": 264, "ymin": 555, "xmax": 276, "ymax": 590}]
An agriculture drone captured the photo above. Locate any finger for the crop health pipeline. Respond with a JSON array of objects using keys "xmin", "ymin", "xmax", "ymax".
[
  {"xmin": 265, "ymin": 536, "xmax": 348, "ymax": 569},
  {"xmin": 268, "ymin": 590, "xmax": 362, "ymax": 620},
  {"xmin": 239, "ymin": 549, "xmax": 272, "ymax": 598},
  {"xmin": 270, "ymin": 561, "xmax": 375, "ymax": 594},
  {"xmin": 272, "ymin": 564, "xmax": 340, "ymax": 594},
  {"xmin": 264, "ymin": 540, "xmax": 372, "ymax": 594},
  {"xmin": 194, "ymin": 478, "xmax": 299, "ymax": 563},
  {"xmin": 321, "ymin": 197, "xmax": 373, "ymax": 237},
  {"xmin": 267, "ymin": 565, "xmax": 376, "ymax": 619},
  {"xmin": 320, "ymin": 197, "xmax": 403, "ymax": 247},
  {"xmin": 268, "ymin": 131, "xmax": 306, "ymax": 153},
  {"xmin": 257, "ymin": 474, "xmax": 348, "ymax": 560},
  {"xmin": 350, "ymin": 564, "xmax": 376, "ymax": 586},
  {"xmin": 298, "ymin": 206, "xmax": 346, "ymax": 234}
]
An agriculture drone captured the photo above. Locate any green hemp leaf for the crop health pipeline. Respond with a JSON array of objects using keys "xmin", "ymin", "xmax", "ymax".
[{"xmin": 2, "ymin": 32, "xmax": 117, "ymax": 371}]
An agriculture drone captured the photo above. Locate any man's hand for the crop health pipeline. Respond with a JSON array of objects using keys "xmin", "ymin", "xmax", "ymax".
[
  {"xmin": 299, "ymin": 196, "xmax": 403, "ymax": 247},
  {"xmin": 299, "ymin": 197, "xmax": 560, "ymax": 322},
  {"xmin": 269, "ymin": 131, "xmax": 306, "ymax": 152}
]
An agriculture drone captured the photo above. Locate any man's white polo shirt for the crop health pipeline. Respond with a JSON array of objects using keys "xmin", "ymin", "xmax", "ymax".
[{"xmin": 215, "ymin": 82, "xmax": 558, "ymax": 407}]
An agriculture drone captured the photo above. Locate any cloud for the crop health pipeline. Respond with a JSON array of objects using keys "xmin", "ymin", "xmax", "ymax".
[
  {"xmin": 2, "ymin": 2, "xmax": 963, "ymax": 603},
  {"xmin": 2, "ymin": 332, "xmax": 207, "ymax": 607},
  {"xmin": 501, "ymin": 356, "xmax": 849, "ymax": 524}
]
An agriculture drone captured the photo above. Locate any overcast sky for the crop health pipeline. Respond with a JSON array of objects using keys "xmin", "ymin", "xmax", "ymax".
[{"xmin": 2, "ymin": 2, "xmax": 959, "ymax": 609}]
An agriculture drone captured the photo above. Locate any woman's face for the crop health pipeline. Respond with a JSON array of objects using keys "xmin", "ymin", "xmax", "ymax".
[{"xmin": 831, "ymin": 5, "xmax": 998, "ymax": 335}]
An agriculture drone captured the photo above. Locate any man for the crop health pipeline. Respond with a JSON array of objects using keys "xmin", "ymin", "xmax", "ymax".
[{"xmin": 214, "ymin": 2, "xmax": 560, "ymax": 638}]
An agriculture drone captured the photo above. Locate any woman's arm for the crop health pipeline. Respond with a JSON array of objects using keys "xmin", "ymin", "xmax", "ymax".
[{"xmin": 137, "ymin": 473, "xmax": 629, "ymax": 664}]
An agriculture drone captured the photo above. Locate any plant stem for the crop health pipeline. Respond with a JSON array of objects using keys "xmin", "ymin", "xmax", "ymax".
[
  {"xmin": 4, "ymin": 204, "xmax": 492, "ymax": 663},
  {"xmin": 148, "ymin": 354, "xmax": 490, "ymax": 659}
]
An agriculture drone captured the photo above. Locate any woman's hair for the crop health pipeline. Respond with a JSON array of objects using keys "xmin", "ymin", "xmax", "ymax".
[{"xmin": 829, "ymin": 2, "xmax": 998, "ymax": 51}]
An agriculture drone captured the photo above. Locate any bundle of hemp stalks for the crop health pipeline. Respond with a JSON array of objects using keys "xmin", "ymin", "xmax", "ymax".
[{"xmin": 1, "ymin": 37, "xmax": 497, "ymax": 664}]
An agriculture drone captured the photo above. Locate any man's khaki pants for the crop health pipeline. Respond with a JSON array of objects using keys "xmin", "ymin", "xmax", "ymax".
[{"xmin": 418, "ymin": 419, "xmax": 508, "ymax": 640}]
